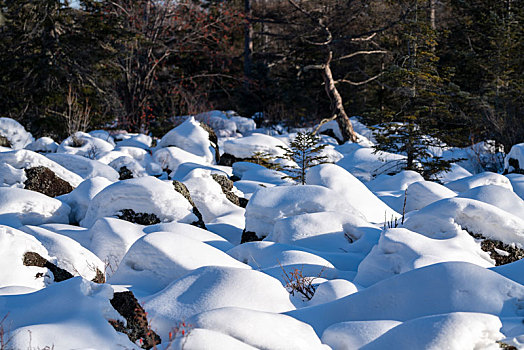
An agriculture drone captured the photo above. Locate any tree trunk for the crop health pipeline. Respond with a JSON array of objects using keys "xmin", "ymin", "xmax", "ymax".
[{"xmin": 321, "ymin": 51, "xmax": 358, "ymax": 143}]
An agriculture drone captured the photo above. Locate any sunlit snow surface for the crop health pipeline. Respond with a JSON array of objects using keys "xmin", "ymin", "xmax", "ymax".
[{"xmin": 0, "ymin": 115, "xmax": 523, "ymax": 349}]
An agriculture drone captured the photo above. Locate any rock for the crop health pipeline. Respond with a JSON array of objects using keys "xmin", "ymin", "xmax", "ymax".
[
  {"xmin": 118, "ymin": 166, "xmax": 134, "ymax": 180},
  {"xmin": 507, "ymin": 158, "xmax": 524, "ymax": 175},
  {"xmin": 24, "ymin": 166, "xmax": 74, "ymax": 197},
  {"xmin": 109, "ymin": 291, "xmax": 161, "ymax": 349},
  {"xmin": 211, "ymin": 173, "xmax": 248, "ymax": 207},
  {"xmin": 117, "ymin": 209, "xmax": 161, "ymax": 226},
  {"xmin": 218, "ymin": 153, "xmax": 240, "ymax": 166},
  {"xmin": 240, "ymin": 230, "xmax": 263, "ymax": 244},
  {"xmin": 0, "ymin": 135, "xmax": 11, "ymax": 147},
  {"xmin": 471, "ymin": 233, "xmax": 524, "ymax": 266},
  {"xmin": 172, "ymin": 180, "xmax": 206, "ymax": 229},
  {"xmin": 200, "ymin": 122, "xmax": 220, "ymax": 163}
]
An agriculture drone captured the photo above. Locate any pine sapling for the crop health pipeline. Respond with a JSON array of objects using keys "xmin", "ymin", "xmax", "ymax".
[{"xmin": 277, "ymin": 132, "xmax": 330, "ymax": 184}]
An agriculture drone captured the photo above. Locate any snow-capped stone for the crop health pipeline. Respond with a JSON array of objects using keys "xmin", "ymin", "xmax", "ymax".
[{"xmin": 0, "ymin": 117, "xmax": 34, "ymax": 149}]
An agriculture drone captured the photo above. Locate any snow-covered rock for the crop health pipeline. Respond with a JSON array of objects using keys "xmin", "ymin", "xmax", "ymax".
[
  {"xmin": 157, "ymin": 116, "xmax": 216, "ymax": 163},
  {"xmin": 307, "ymin": 164, "xmax": 399, "ymax": 223},
  {"xmin": 47, "ymin": 153, "xmax": 119, "ymax": 181},
  {"xmin": 25, "ymin": 137, "xmax": 58, "ymax": 153},
  {"xmin": 404, "ymin": 180, "xmax": 457, "ymax": 212},
  {"xmin": 222, "ymin": 133, "xmax": 288, "ymax": 159},
  {"xmin": 457, "ymin": 185, "xmax": 524, "ymax": 218},
  {"xmin": 80, "ymin": 176, "xmax": 197, "ymax": 227},
  {"xmin": 505, "ymin": 143, "xmax": 524, "ymax": 174},
  {"xmin": 0, "ymin": 117, "xmax": 34, "ymax": 149},
  {"xmin": 322, "ymin": 320, "xmax": 401, "ymax": 350},
  {"xmin": 109, "ymin": 231, "xmax": 249, "ymax": 294},
  {"xmin": 445, "ymin": 171, "xmax": 513, "ymax": 193},
  {"xmin": 57, "ymin": 131, "xmax": 114, "ymax": 158}
]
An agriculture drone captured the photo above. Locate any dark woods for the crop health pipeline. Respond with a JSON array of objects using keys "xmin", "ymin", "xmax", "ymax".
[{"xmin": 0, "ymin": 0, "xmax": 522, "ymax": 151}]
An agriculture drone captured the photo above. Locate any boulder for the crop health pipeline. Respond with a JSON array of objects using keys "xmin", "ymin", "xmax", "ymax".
[
  {"xmin": 173, "ymin": 180, "xmax": 206, "ymax": 229},
  {"xmin": 24, "ymin": 166, "xmax": 74, "ymax": 197}
]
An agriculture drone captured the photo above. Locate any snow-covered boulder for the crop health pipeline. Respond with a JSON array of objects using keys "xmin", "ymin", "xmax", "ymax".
[
  {"xmin": 404, "ymin": 197, "xmax": 524, "ymax": 247},
  {"xmin": 157, "ymin": 116, "xmax": 217, "ymax": 163},
  {"xmin": 0, "ymin": 149, "xmax": 82, "ymax": 187},
  {"xmin": 336, "ymin": 148, "xmax": 406, "ymax": 182},
  {"xmin": 360, "ymin": 312, "xmax": 503, "ymax": 350},
  {"xmin": 244, "ymin": 185, "xmax": 366, "ymax": 239},
  {"xmin": 0, "ymin": 277, "xmax": 136, "ymax": 349},
  {"xmin": 109, "ymin": 231, "xmax": 249, "ymax": 294},
  {"xmin": 80, "ymin": 176, "xmax": 198, "ymax": 227},
  {"xmin": 307, "ymin": 164, "xmax": 399, "ymax": 223},
  {"xmin": 144, "ymin": 265, "xmax": 295, "ymax": 332},
  {"xmin": 0, "ymin": 187, "xmax": 71, "ymax": 226},
  {"xmin": 194, "ymin": 110, "xmax": 256, "ymax": 137},
  {"xmin": 25, "ymin": 137, "xmax": 58, "ymax": 153},
  {"xmin": 222, "ymin": 133, "xmax": 288, "ymax": 159},
  {"xmin": 188, "ymin": 307, "xmax": 327, "ymax": 350},
  {"xmin": 20, "ymin": 225, "xmax": 105, "ymax": 282},
  {"xmin": 322, "ymin": 320, "xmax": 401, "ymax": 350},
  {"xmin": 288, "ymin": 262, "xmax": 524, "ymax": 335},
  {"xmin": 504, "ymin": 143, "xmax": 524, "ymax": 174},
  {"xmin": 507, "ymin": 173, "xmax": 524, "ymax": 200},
  {"xmin": 0, "ymin": 117, "xmax": 34, "ymax": 149},
  {"xmin": 457, "ymin": 185, "xmax": 524, "ymax": 218},
  {"xmin": 153, "ymin": 146, "xmax": 209, "ymax": 175},
  {"xmin": 353, "ymin": 228, "xmax": 493, "ymax": 287},
  {"xmin": 445, "ymin": 171, "xmax": 513, "ymax": 193},
  {"xmin": 0, "ymin": 225, "xmax": 51, "ymax": 289},
  {"xmin": 57, "ymin": 131, "xmax": 114, "ymax": 158},
  {"xmin": 114, "ymin": 133, "xmax": 152, "ymax": 149},
  {"xmin": 47, "ymin": 153, "xmax": 120, "ymax": 181},
  {"xmin": 404, "ymin": 180, "xmax": 457, "ymax": 212},
  {"xmin": 366, "ymin": 170, "xmax": 424, "ymax": 193}
]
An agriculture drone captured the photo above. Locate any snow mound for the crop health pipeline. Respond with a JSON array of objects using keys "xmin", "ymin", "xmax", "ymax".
[
  {"xmin": 114, "ymin": 133, "xmax": 152, "ymax": 149},
  {"xmin": 507, "ymin": 174, "xmax": 524, "ymax": 200},
  {"xmin": 404, "ymin": 197, "xmax": 524, "ymax": 247},
  {"xmin": 308, "ymin": 279, "xmax": 359, "ymax": 307},
  {"xmin": 405, "ymin": 180, "xmax": 457, "ymax": 212},
  {"xmin": 288, "ymin": 262, "xmax": 524, "ymax": 335},
  {"xmin": 322, "ymin": 320, "xmax": 401, "ymax": 349},
  {"xmin": 109, "ymin": 231, "xmax": 249, "ymax": 294},
  {"xmin": 307, "ymin": 164, "xmax": 399, "ymax": 223},
  {"xmin": 505, "ymin": 143, "xmax": 524, "ymax": 174},
  {"xmin": 0, "ymin": 277, "xmax": 135, "ymax": 349},
  {"xmin": 25, "ymin": 136, "xmax": 58, "ymax": 153},
  {"xmin": 457, "ymin": 185, "xmax": 524, "ymax": 218},
  {"xmin": 361, "ymin": 312, "xmax": 503, "ymax": 350},
  {"xmin": 445, "ymin": 171, "xmax": 513, "ymax": 193},
  {"xmin": 80, "ymin": 176, "xmax": 197, "ymax": 227},
  {"xmin": 0, "ymin": 187, "xmax": 70, "ymax": 226},
  {"xmin": 222, "ymin": 133, "xmax": 288, "ymax": 159},
  {"xmin": 367, "ymin": 170, "xmax": 424, "ymax": 192},
  {"xmin": 0, "ymin": 225, "xmax": 50, "ymax": 289},
  {"xmin": 58, "ymin": 176, "xmax": 113, "ymax": 223},
  {"xmin": 0, "ymin": 117, "xmax": 34, "ymax": 149},
  {"xmin": 157, "ymin": 116, "xmax": 216, "ymax": 163},
  {"xmin": 144, "ymin": 221, "xmax": 234, "ymax": 252},
  {"xmin": 0, "ymin": 149, "xmax": 83, "ymax": 187},
  {"xmin": 144, "ymin": 265, "xmax": 295, "ymax": 335},
  {"xmin": 188, "ymin": 307, "xmax": 327, "ymax": 350},
  {"xmin": 245, "ymin": 185, "xmax": 366, "ymax": 238},
  {"xmin": 57, "ymin": 131, "xmax": 115, "ymax": 158},
  {"xmin": 0, "ymin": 162, "xmax": 26, "ymax": 188},
  {"xmin": 353, "ymin": 228, "xmax": 493, "ymax": 287},
  {"xmin": 47, "ymin": 153, "xmax": 119, "ymax": 181}
]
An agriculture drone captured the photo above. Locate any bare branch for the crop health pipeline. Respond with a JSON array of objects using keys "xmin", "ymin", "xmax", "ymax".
[
  {"xmin": 336, "ymin": 72, "xmax": 384, "ymax": 86},
  {"xmin": 335, "ymin": 50, "xmax": 388, "ymax": 61}
]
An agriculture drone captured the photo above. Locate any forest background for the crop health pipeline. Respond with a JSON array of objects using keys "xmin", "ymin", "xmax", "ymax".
[{"xmin": 0, "ymin": 0, "xmax": 522, "ymax": 155}]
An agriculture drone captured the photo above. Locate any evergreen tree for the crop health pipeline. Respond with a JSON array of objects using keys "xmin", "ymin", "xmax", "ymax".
[
  {"xmin": 372, "ymin": 0, "xmax": 463, "ymax": 179},
  {"xmin": 277, "ymin": 132, "xmax": 329, "ymax": 185}
]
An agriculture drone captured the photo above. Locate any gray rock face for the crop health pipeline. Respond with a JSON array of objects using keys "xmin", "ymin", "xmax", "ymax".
[{"xmin": 172, "ymin": 180, "xmax": 206, "ymax": 229}]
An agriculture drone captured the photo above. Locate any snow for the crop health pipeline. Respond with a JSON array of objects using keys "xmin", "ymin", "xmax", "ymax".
[
  {"xmin": 222, "ymin": 133, "xmax": 288, "ymax": 159},
  {"xmin": 109, "ymin": 231, "xmax": 249, "ymax": 295},
  {"xmin": 157, "ymin": 116, "xmax": 216, "ymax": 163},
  {"xmin": 0, "ymin": 187, "xmax": 71, "ymax": 226},
  {"xmin": 144, "ymin": 265, "xmax": 295, "ymax": 337},
  {"xmin": 306, "ymin": 164, "xmax": 400, "ymax": 223},
  {"xmin": 244, "ymin": 184, "xmax": 366, "ymax": 238},
  {"xmin": 360, "ymin": 312, "xmax": 503, "ymax": 350},
  {"xmin": 1, "ymin": 114, "xmax": 524, "ymax": 349},
  {"xmin": 445, "ymin": 171, "xmax": 513, "ymax": 193},
  {"xmin": 0, "ymin": 117, "xmax": 34, "ymax": 149},
  {"xmin": 47, "ymin": 153, "xmax": 120, "ymax": 181},
  {"xmin": 80, "ymin": 176, "xmax": 197, "ymax": 227}
]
